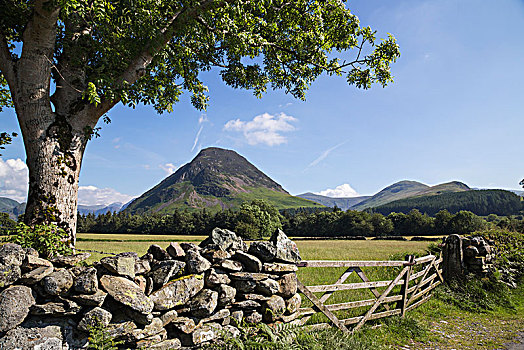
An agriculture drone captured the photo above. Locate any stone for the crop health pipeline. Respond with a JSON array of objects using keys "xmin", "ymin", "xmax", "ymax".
[
  {"xmin": 233, "ymin": 279, "xmax": 257, "ymax": 293},
  {"xmin": 281, "ymin": 312, "xmax": 301, "ymax": 323},
  {"xmin": 190, "ymin": 289, "xmax": 219, "ymax": 318},
  {"xmin": 180, "ymin": 242, "xmax": 200, "ymax": 253},
  {"xmin": 234, "ymin": 251, "xmax": 262, "ymax": 272},
  {"xmin": 135, "ymin": 259, "xmax": 151, "ymax": 275},
  {"xmin": 0, "ymin": 285, "xmax": 35, "ymax": 332},
  {"xmin": 23, "ymin": 255, "xmax": 53, "ymax": 270},
  {"xmin": 100, "ymin": 275, "xmax": 154, "ymax": 314},
  {"xmin": 239, "ymin": 293, "xmax": 270, "ymax": 302},
  {"xmin": 181, "ymin": 322, "xmax": 222, "ymax": 346},
  {"xmin": 215, "ymin": 259, "xmax": 243, "ymax": 272},
  {"xmin": 200, "ymin": 227, "xmax": 248, "ymax": 252},
  {"xmin": 256, "ymin": 278, "xmax": 280, "ymax": 296},
  {"xmin": 30, "ymin": 298, "xmax": 81, "ymax": 316},
  {"xmin": 270, "ymin": 229, "xmax": 301, "ymax": 263},
  {"xmin": 230, "ymin": 272, "xmax": 270, "ymax": 281},
  {"xmin": 20, "ymin": 265, "xmax": 53, "ymax": 285},
  {"xmin": 150, "ymin": 274, "xmax": 204, "ymax": 311},
  {"xmin": 70, "ymin": 289, "xmax": 107, "ymax": 306},
  {"xmin": 185, "ymin": 250, "xmax": 212, "ymax": 274},
  {"xmin": 78, "ymin": 307, "xmax": 113, "ymax": 332},
  {"xmin": 244, "ymin": 310, "xmax": 262, "ymax": 324},
  {"xmin": 124, "ymin": 308, "xmax": 154, "ymax": 325},
  {"xmin": 217, "ymin": 284, "xmax": 236, "ymax": 307},
  {"xmin": 464, "ymin": 245, "xmax": 479, "ymax": 258},
  {"xmin": 286, "ymin": 293, "xmax": 301, "ymax": 314},
  {"xmin": 135, "ymin": 275, "xmax": 148, "ymax": 293},
  {"xmin": 205, "ymin": 268, "xmax": 231, "ymax": 288},
  {"xmin": 197, "ymin": 309, "xmax": 230, "ymax": 325},
  {"xmin": 159, "ymin": 310, "xmax": 178, "ymax": 326},
  {"xmin": 148, "ymin": 338, "xmax": 182, "ymax": 350},
  {"xmin": 148, "ymin": 260, "xmax": 185, "ymax": 286},
  {"xmin": 263, "ymin": 295, "xmax": 286, "ymax": 322},
  {"xmin": 148, "ymin": 244, "xmax": 172, "ymax": 261},
  {"xmin": 74, "ymin": 267, "xmax": 98, "ymax": 294},
  {"xmin": 442, "ymin": 234, "xmax": 464, "ymax": 281},
  {"xmin": 232, "ymin": 300, "xmax": 261, "ymax": 309},
  {"xmin": 169, "ymin": 317, "xmax": 196, "ymax": 333},
  {"xmin": 0, "ymin": 323, "xmax": 63, "ymax": 349},
  {"xmin": 50, "ymin": 253, "xmax": 91, "ymax": 267},
  {"xmin": 42, "ymin": 268, "xmax": 74, "ymax": 295},
  {"xmin": 223, "ymin": 325, "xmax": 241, "ymax": 338},
  {"xmin": 262, "ymin": 262, "xmax": 298, "ymax": 273},
  {"xmin": 106, "ymin": 320, "xmax": 137, "ymax": 340},
  {"xmin": 0, "ymin": 264, "xmax": 21, "ymax": 288},
  {"xmin": 101, "ymin": 255, "xmax": 136, "ymax": 278},
  {"xmin": 0, "ymin": 243, "xmax": 25, "ymax": 266},
  {"xmin": 248, "ymin": 241, "xmax": 277, "ymax": 262},
  {"xmin": 131, "ymin": 317, "xmax": 164, "ymax": 340},
  {"xmin": 230, "ymin": 310, "xmax": 243, "ymax": 326},
  {"xmin": 202, "ymin": 249, "xmax": 231, "ymax": 263},
  {"xmin": 166, "ymin": 242, "xmax": 186, "ymax": 259},
  {"xmin": 278, "ymin": 273, "xmax": 298, "ymax": 298}
]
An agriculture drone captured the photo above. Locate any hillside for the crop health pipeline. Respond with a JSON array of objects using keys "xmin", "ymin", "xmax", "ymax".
[
  {"xmin": 297, "ymin": 192, "xmax": 370, "ymax": 210},
  {"xmin": 125, "ymin": 147, "xmax": 322, "ymax": 214},
  {"xmin": 0, "ymin": 197, "xmax": 25, "ymax": 219},
  {"xmin": 350, "ymin": 180, "xmax": 430, "ymax": 210},
  {"xmin": 372, "ymin": 189, "xmax": 523, "ymax": 216}
]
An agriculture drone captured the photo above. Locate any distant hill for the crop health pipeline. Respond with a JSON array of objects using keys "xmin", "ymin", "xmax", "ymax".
[
  {"xmin": 372, "ymin": 189, "xmax": 522, "ymax": 216},
  {"xmin": 78, "ymin": 202, "xmax": 124, "ymax": 216},
  {"xmin": 125, "ymin": 147, "xmax": 322, "ymax": 214},
  {"xmin": 296, "ymin": 192, "xmax": 370, "ymax": 210},
  {"xmin": 350, "ymin": 180, "xmax": 430, "ymax": 210},
  {"xmin": 351, "ymin": 180, "xmax": 471, "ymax": 211},
  {"xmin": 0, "ymin": 197, "xmax": 25, "ymax": 219}
]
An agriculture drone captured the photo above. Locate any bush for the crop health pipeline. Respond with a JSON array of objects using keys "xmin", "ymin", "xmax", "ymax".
[
  {"xmin": 3, "ymin": 223, "xmax": 73, "ymax": 258},
  {"xmin": 87, "ymin": 320, "xmax": 122, "ymax": 350}
]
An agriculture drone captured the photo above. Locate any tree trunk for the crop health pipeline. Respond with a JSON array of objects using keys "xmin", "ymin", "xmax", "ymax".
[{"xmin": 17, "ymin": 101, "xmax": 92, "ymax": 248}]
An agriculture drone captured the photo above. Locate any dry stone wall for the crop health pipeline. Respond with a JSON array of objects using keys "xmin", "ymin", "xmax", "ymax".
[
  {"xmin": 0, "ymin": 228, "xmax": 303, "ymax": 349},
  {"xmin": 442, "ymin": 234, "xmax": 494, "ymax": 281}
]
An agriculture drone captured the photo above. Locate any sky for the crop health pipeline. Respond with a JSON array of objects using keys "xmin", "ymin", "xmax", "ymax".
[{"xmin": 2, "ymin": 0, "xmax": 524, "ymax": 205}]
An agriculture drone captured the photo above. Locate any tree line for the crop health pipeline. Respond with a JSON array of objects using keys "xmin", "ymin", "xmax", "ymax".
[{"xmin": 69, "ymin": 201, "xmax": 524, "ymax": 239}]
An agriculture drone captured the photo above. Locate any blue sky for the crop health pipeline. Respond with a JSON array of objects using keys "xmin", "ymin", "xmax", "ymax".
[{"xmin": 2, "ymin": 0, "xmax": 524, "ymax": 205}]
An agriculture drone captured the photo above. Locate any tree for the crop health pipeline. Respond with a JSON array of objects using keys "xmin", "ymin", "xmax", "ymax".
[
  {"xmin": 0, "ymin": 1, "xmax": 400, "ymax": 246},
  {"xmin": 235, "ymin": 199, "xmax": 282, "ymax": 239}
]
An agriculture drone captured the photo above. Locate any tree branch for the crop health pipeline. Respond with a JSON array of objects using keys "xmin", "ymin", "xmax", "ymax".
[
  {"xmin": 89, "ymin": 0, "xmax": 219, "ymax": 120},
  {"xmin": 0, "ymin": 32, "xmax": 16, "ymax": 90}
]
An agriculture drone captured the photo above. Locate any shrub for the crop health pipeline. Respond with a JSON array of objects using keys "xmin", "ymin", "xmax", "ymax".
[
  {"xmin": 87, "ymin": 320, "xmax": 122, "ymax": 350},
  {"xmin": 3, "ymin": 223, "xmax": 73, "ymax": 258}
]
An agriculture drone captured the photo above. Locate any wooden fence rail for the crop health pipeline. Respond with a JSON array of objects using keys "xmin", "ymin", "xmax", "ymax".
[{"xmin": 295, "ymin": 254, "xmax": 444, "ymax": 334}]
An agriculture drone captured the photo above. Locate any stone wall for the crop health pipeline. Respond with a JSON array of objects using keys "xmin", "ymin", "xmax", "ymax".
[
  {"xmin": 0, "ymin": 228, "xmax": 303, "ymax": 349},
  {"xmin": 442, "ymin": 234, "xmax": 493, "ymax": 281}
]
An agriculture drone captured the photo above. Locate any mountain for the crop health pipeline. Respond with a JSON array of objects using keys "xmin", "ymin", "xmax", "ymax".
[
  {"xmin": 350, "ymin": 180, "xmax": 430, "ymax": 210},
  {"xmin": 78, "ymin": 202, "xmax": 124, "ymax": 216},
  {"xmin": 125, "ymin": 147, "xmax": 322, "ymax": 214},
  {"xmin": 296, "ymin": 192, "xmax": 371, "ymax": 211},
  {"xmin": 0, "ymin": 197, "xmax": 25, "ymax": 219},
  {"xmin": 372, "ymin": 189, "xmax": 522, "ymax": 216},
  {"xmin": 409, "ymin": 181, "xmax": 470, "ymax": 197}
]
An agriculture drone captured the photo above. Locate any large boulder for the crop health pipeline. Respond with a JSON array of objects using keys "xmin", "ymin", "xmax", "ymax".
[
  {"xmin": 270, "ymin": 229, "xmax": 301, "ymax": 263},
  {"xmin": 150, "ymin": 274, "xmax": 204, "ymax": 311},
  {"xmin": 0, "ymin": 264, "xmax": 21, "ymax": 288},
  {"xmin": 278, "ymin": 273, "xmax": 298, "ymax": 297},
  {"xmin": 263, "ymin": 295, "xmax": 286, "ymax": 322},
  {"xmin": 99, "ymin": 275, "xmax": 154, "ymax": 314},
  {"xmin": 234, "ymin": 251, "xmax": 262, "ymax": 272},
  {"xmin": 0, "ymin": 243, "xmax": 25, "ymax": 266},
  {"xmin": 70, "ymin": 290, "xmax": 107, "ymax": 306},
  {"xmin": 189, "ymin": 289, "xmax": 218, "ymax": 318},
  {"xmin": 74, "ymin": 267, "xmax": 98, "ymax": 294},
  {"xmin": 0, "ymin": 285, "xmax": 36, "ymax": 332},
  {"xmin": 42, "ymin": 269, "xmax": 74, "ymax": 295},
  {"xmin": 50, "ymin": 253, "xmax": 90, "ymax": 267},
  {"xmin": 148, "ymin": 260, "xmax": 186, "ymax": 286},
  {"xmin": 0, "ymin": 323, "xmax": 63, "ymax": 349},
  {"xmin": 148, "ymin": 245, "xmax": 172, "ymax": 261},
  {"xmin": 20, "ymin": 265, "xmax": 53, "ymax": 285},
  {"xmin": 217, "ymin": 284, "xmax": 236, "ymax": 307},
  {"xmin": 248, "ymin": 241, "xmax": 277, "ymax": 262},
  {"xmin": 78, "ymin": 307, "xmax": 113, "ymax": 332},
  {"xmin": 101, "ymin": 255, "xmax": 136, "ymax": 278},
  {"xmin": 199, "ymin": 228, "xmax": 247, "ymax": 252},
  {"xmin": 30, "ymin": 298, "xmax": 81, "ymax": 316},
  {"xmin": 185, "ymin": 251, "xmax": 211, "ymax": 274}
]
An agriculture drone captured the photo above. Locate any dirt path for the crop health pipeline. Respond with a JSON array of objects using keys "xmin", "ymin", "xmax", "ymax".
[{"xmin": 504, "ymin": 332, "xmax": 524, "ymax": 350}]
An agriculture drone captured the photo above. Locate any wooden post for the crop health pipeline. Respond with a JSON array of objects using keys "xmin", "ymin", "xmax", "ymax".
[{"xmin": 399, "ymin": 255, "xmax": 415, "ymax": 317}]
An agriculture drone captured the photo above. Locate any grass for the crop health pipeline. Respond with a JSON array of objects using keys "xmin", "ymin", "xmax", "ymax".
[{"xmin": 76, "ymin": 233, "xmax": 524, "ymax": 349}]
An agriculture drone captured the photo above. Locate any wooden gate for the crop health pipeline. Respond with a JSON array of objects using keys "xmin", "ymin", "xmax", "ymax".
[{"xmin": 295, "ymin": 254, "xmax": 444, "ymax": 333}]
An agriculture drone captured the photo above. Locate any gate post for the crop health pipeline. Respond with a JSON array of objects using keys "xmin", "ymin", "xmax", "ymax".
[{"xmin": 442, "ymin": 234, "xmax": 464, "ymax": 282}]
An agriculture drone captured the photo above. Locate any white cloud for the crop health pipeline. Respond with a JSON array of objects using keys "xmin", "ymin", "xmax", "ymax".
[
  {"xmin": 159, "ymin": 163, "xmax": 178, "ymax": 175},
  {"xmin": 0, "ymin": 158, "xmax": 28, "ymax": 202},
  {"xmin": 224, "ymin": 112, "xmax": 298, "ymax": 146},
  {"xmin": 78, "ymin": 186, "xmax": 135, "ymax": 206},
  {"xmin": 306, "ymin": 141, "xmax": 348, "ymax": 169},
  {"xmin": 316, "ymin": 184, "xmax": 361, "ymax": 198}
]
